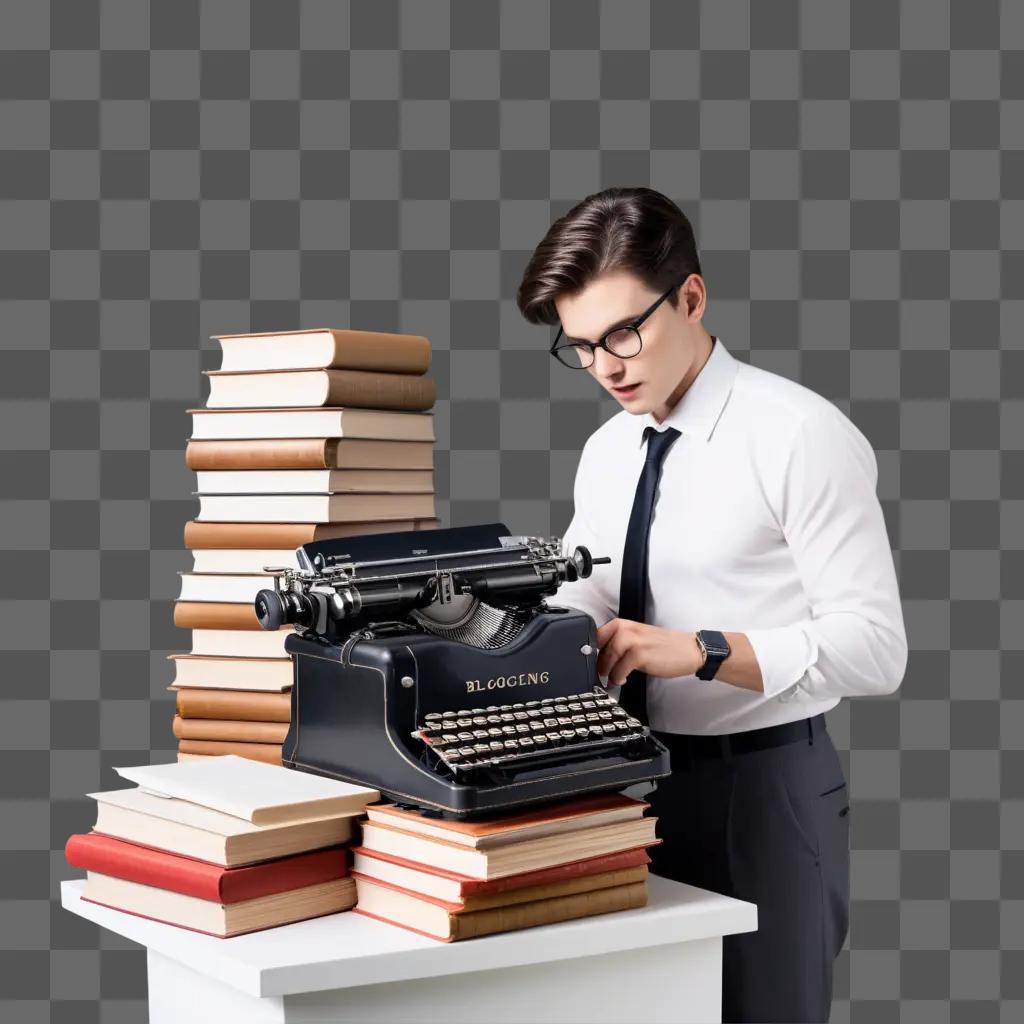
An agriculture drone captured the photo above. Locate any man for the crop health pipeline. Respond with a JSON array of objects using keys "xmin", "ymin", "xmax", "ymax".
[{"xmin": 516, "ymin": 187, "xmax": 908, "ymax": 1023}]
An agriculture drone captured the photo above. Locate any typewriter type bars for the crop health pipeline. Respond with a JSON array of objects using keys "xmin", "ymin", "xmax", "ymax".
[{"xmin": 411, "ymin": 687, "xmax": 646, "ymax": 774}]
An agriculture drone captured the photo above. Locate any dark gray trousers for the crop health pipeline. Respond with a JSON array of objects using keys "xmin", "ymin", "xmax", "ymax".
[{"xmin": 644, "ymin": 718, "xmax": 850, "ymax": 1023}]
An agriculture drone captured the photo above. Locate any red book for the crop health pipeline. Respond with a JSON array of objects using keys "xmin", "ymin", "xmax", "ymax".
[{"xmin": 65, "ymin": 833, "xmax": 349, "ymax": 903}]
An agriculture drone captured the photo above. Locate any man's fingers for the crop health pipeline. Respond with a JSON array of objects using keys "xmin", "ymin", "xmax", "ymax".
[
  {"xmin": 608, "ymin": 650, "xmax": 640, "ymax": 687},
  {"xmin": 597, "ymin": 638, "xmax": 624, "ymax": 678}
]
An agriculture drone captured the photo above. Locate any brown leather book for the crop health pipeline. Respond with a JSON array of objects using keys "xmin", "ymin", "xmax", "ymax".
[
  {"xmin": 185, "ymin": 438, "xmax": 435, "ymax": 471},
  {"xmin": 203, "ymin": 368, "xmax": 435, "ymax": 412},
  {"xmin": 177, "ymin": 739, "xmax": 283, "ymax": 765},
  {"xmin": 173, "ymin": 715, "xmax": 289, "ymax": 743},
  {"xmin": 174, "ymin": 601, "xmax": 262, "ymax": 630},
  {"xmin": 351, "ymin": 864, "xmax": 649, "ymax": 915},
  {"xmin": 182, "ymin": 519, "xmax": 436, "ymax": 549},
  {"xmin": 212, "ymin": 328, "xmax": 431, "ymax": 375},
  {"xmin": 353, "ymin": 877, "xmax": 649, "ymax": 942},
  {"xmin": 175, "ymin": 687, "xmax": 291, "ymax": 722}
]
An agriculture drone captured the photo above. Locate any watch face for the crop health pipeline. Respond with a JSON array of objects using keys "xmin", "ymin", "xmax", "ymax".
[{"xmin": 700, "ymin": 632, "xmax": 729, "ymax": 658}]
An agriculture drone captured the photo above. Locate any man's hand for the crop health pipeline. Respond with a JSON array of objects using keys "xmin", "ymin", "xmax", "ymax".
[{"xmin": 595, "ymin": 618, "xmax": 704, "ymax": 686}]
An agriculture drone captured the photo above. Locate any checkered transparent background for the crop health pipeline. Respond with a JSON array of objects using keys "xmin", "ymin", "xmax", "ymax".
[{"xmin": 1, "ymin": 0, "xmax": 1022, "ymax": 1020}]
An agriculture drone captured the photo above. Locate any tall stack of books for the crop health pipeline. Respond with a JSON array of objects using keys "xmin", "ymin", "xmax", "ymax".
[
  {"xmin": 172, "ymin": 328, "xmax": 440, "ymax": 764},
  {"xmin": 350, "ymin": 792, "xmax": 660, "ymax": 942},
  {"xmin": 64, "ymin": 756, "xmax": 380, "ymax": 938}
]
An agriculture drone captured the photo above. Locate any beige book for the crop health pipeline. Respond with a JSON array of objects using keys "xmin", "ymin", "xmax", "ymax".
[
  {"xmin": 352, "ymin": 849, "xmax": 648, "ymax": 907},
  {"xmin": 353, "ymin": 876, "xmax": 648, "ymax": 942},
  {"xmin": 195, "ymin": 468, "xmax": 434, "ymax": 494},
  {"xmin": 113, "ymin": 754, "xmax": 379, "ymax": 825},
  {"xmin": 203, "ymin": 368, "xmax": 435, "ymax": 411},
  {"xmin": 189, "ymin": 407, "xmax": 435, "ymax": 442},
  {"xmin": 84, "ymin": 872, "xmax": 356, "ymax": 938},
  {"xmin": 168, "ymin": 654, "xmax": 293, "ymax": 692},
  {"xmin": 195, "ymin": 492, "xmax": 435, "ymax": 524},
  {"xmin": 191, "ymin": 627, "xmax": 293, "ymax": 659},
  {"xmin": 88, "ymin": 788, "xmax": 358, "ymax": 867},
  {"xmin": 363, "ymin": 793, "xmax": 647, "ymax": 849},
  {"xmin": 177, "ymin": 572, "xmax": 277, "ymax": 604},
  {"xmin": 191, "ymin": 549, "xmax": 300, "ymax": 573},
  {"xmin": 358, "ymin": 819, "xmax": 659, "ymax": 881},
  {"xmin": 211, "ymin": 327, "xmax": 430, "ymax": 375},
  {"xmin": 183, "ymin": 519, "xmax": 436, "ymax": 550},
  {"xmin": 177, "ymin": 740, "xmax": 283, "ymax": 765},
  {"xmin": 185, "ymin": 437, "xmax": 435, "ymax": 471}
]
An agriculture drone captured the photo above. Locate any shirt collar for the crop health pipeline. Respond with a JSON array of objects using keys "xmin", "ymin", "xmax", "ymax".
[{"xmin": 637, "ymin": 335, "xmax": 739, "ymax": 447}]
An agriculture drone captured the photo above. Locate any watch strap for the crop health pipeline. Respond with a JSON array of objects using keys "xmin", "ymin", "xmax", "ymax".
[{"xmin": 695, "ymin": 629, "xmax": 730, "ymax": 681}]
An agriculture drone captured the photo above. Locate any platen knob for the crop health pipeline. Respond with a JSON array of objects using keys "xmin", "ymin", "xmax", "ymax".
[
  {"xmin": 255, "ymin": 589, "xmax": 286, "ymax": 631},
  {"xmin": 563, "ymin": 546, "xmax": 611, "ymax": 582}
]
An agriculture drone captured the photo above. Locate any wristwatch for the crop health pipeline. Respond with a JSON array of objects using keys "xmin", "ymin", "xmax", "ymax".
[{"xmin": 695, "ymin": 629, "xmax": 731, "ymax": 681}]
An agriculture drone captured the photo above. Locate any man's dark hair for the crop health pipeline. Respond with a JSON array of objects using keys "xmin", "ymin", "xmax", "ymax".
[{"xmin": 516, "ymin": 187, "xmax": 702, "ymax": 326}]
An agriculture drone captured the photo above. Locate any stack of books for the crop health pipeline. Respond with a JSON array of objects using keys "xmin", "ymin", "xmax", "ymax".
[
  {"xmin": 173, "ymin": 327, "xmax": 440, "ymax": 764},
  {"xmin": 64, "ymin": 755, "xmax": 380, "ymax": 938},
  {"xmin": 350, "ymin": 792, "xmax": 660, "ymax": 942}
]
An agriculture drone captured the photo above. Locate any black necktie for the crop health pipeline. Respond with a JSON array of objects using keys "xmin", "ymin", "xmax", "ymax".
[{"xmin": 616, "ymin": 425, "xmax": 682, "ymax": 724}]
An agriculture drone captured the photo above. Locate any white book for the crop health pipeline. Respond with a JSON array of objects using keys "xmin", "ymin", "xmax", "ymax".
[
  {"xmin": 194, "ymin": 468, "xmax": 434, "ymax": 494},
  {"xmin": 87, "ymin": 787, "xmax": 358, "ymax": 867},
  {"xmin": 168, "ymin": 653, "xmax": 293, "ymax": 692},
  {"xmin": 111, "ymin": 755, "xmax": 380, "ymax": 825},
  {"xmin": 195, "ymin": 492, "xmax": 435, "ymax": 524},
  {"xmin": 177, "ymin": 572, "xmax": 272, "ymax": 603},
  {"xmin": 191, "ymin": 627, "xmax": 293, "ymax": 659},
  {"xmin": 191, "ymin": 548, "xmax": 300, "ymax": 573},
  {"xmin": 189, "ymin": 407, "xmax": 435, "ymax": 441}
]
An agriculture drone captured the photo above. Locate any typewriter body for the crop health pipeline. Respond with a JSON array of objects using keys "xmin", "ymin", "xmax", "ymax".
[{"xmin": 255, "ymin": 522, "xmax": 671, "ymax": 819}]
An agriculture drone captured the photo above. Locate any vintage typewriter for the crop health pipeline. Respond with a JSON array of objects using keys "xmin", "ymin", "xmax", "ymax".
[{"xmin": 254, "ymin": 522, "xmax": 671, "ymax": 819}]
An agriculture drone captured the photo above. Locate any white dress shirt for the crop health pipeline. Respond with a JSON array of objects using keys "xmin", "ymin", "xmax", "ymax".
[{"xmin": 556, "ymin": 336, "xmax": 909, "ymax": 735}]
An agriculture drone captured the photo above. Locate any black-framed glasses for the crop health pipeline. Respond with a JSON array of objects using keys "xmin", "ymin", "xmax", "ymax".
[{"xmin": 549, "ymin": 281, "xmax": 682, "ymax": 369}]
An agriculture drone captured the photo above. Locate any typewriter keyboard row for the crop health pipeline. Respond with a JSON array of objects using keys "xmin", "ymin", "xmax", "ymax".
[{"xmin": 411, "ymin": 689, "xmax": 647, "ymax": 772}]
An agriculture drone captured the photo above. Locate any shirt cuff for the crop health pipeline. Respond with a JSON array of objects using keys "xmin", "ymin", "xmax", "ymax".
[{"xmin": 744, "ymin": 623, "xmax": 819, "ymax": 700}]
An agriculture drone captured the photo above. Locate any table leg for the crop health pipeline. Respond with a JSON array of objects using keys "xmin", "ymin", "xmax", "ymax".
[{"xmin": 147, "ymin": 950, "xmax": 286, "ymax": 1024}]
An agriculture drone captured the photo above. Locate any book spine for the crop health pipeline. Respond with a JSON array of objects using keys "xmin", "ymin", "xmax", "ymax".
[
  {"xmin": 451, "ymin": 881, "xmax": 649, "ymax": 941},
  {"xmin": 458, "ymin": 865, "xmax": 648, "ymax": 912},
  {"xmin": 186, "ymin": 439, "xmax": 331, "ymax": 470},
  {"xmin": 173, "ymin": 715, "xmax": 289, "ymax": 743},
  {"xmin": 66, "ymin": 833, "xmax": 223, "ymax": 902},
  {"xmin": 323, "ymin": 370, "xmax": 436, "ymax": 412},
  {"xmin": 174, "ymin": 601, "xmax": 263, "ymax": 630},
  {"xmin": 176, "ymin": 688, "xmax": 291, "ymax": 722},
  {"xmin": 329, "ymin": 330, "xmax": 431, "ymax": 375},
  {"xmin": 184, "ymin": 521, "xmax": 322, "ymax": 548},
  {"xmin": 177, "ymin": 739, "xmax": 283, "ymax": 765}
]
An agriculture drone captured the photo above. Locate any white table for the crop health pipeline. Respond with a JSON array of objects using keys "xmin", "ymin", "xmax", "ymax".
[{"xmin": 61, "ymin": 874, "xmax": 757, "ymax": 1023}]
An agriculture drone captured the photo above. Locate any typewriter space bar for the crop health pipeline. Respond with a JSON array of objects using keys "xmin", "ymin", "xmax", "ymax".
[{"xmin": 455, "ymin": 735, "xmax": 641, "ymax": 773}]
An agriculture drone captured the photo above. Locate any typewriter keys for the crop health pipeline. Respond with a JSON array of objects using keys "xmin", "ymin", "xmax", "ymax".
[{"xmin": 410, "ymin": 688, "xmax": 649, "ymax": 774}]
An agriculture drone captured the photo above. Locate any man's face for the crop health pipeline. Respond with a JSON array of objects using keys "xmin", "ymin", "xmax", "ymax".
[{"xmin": 553, "ymin": 269, "xmax": 702, "ymax": 415}]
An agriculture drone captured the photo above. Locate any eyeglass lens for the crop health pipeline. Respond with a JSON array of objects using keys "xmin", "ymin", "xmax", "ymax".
[{"xmin": 557, "ymin": 326, "xmax": 642, "ymax": 367}]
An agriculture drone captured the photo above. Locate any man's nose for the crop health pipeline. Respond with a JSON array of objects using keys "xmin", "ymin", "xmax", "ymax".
[{"xmin": 591, "ymin": 346, "xmax": 624, "ymax": 379}]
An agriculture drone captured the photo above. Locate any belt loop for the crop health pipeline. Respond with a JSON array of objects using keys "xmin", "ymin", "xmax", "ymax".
[
  {"xmin": 807, "ymin": 716, "xmax": 814, "ymax": 746},
  {"xmin": 718, "ymin": 735, "xmax": 733, "ymax": 763}
]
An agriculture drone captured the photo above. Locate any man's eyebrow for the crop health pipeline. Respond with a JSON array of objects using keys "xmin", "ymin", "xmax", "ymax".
[{"xmin": 564, "ymin": 311, "xmax": 640, "ymax": 341}]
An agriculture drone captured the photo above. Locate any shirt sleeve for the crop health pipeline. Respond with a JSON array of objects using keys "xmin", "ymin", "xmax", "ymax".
[
  {"xmin": 744, "ymin": 404, "xmax": 909, "ymax": 701},
  {"xmin": 555, "ymin": 444, "xmax": 616, "ymax": 630}
]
